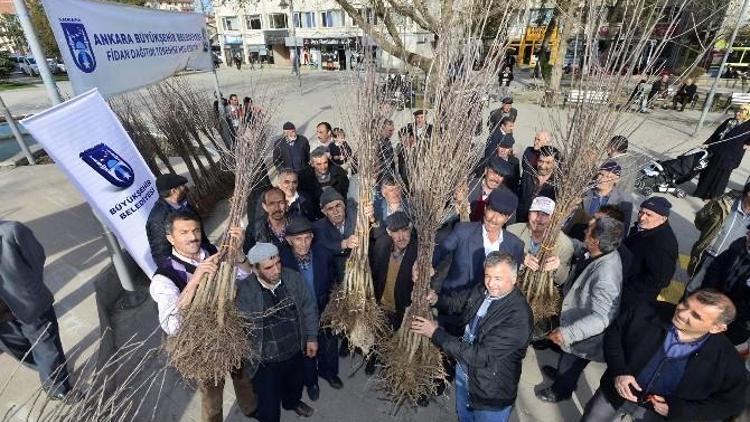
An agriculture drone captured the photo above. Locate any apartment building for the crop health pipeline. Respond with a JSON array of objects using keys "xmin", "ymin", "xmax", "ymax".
[
  {"xmin": 212, "ymin": 0, "xmax": 434, "ymax": 70},
  {"xmin": 144, "ymin": 0, "xmax": 196, "ymax": 12}
]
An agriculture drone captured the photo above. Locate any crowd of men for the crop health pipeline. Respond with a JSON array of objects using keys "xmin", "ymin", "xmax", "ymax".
[{"xmin": 0, "ymin": 95, "xmax": 748, "ymax": 422}]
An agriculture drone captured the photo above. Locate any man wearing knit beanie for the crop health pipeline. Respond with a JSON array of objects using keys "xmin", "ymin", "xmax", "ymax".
[{"xmin": 621, "ymin": 196, "xmax": 678, "ymax": 307}]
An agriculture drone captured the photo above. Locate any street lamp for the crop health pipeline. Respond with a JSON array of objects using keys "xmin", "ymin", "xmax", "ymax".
[{"xmin": 279, "ymin": 0, "xmax": 301, "ymax": 85}]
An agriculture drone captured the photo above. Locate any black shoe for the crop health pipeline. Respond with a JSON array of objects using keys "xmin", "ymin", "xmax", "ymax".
[
  {"xmin": 306, "ymin": 384, "xmax": 320, "ymax": 402},
  {"xmin": 541, "ymin": 365, "xmax": 558, "ymax": 379},
  {"xmin": 364, "ymin": 358, "xmax": 376, "ymax": 375},
  {"xmin": 323, "ymin": 375, "xmax": 343, "ymax": 389},
  {"xmin": 294, "ymin": 401, "xmax": 314, "ymax": 417},
  {"xmin": 535, "ymin": 387, "xmax": 571, "ymax": 403},
  {"xmin": 417, "ymin": 395, "xmax": 429, "ymax": 407}
]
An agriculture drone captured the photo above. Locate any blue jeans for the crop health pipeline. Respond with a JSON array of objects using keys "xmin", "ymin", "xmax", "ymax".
[{"xmin": 455, "ymin": 365, "xmax": 513, "ymax": 422}]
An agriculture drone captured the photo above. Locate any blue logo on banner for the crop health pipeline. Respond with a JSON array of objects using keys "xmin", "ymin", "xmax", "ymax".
[
  {"xmin": 61, "ymin": 21, "xmax": 96, "ymax": 73},
  {"xmin": 80, "ymin": 144, "xmax": 134, "ymax": 189}
]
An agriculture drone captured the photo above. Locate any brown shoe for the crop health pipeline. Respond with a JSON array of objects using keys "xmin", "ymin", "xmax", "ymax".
[{"xmin": 294, "ymin": 401, "xmax": 314, "ymax": 417}]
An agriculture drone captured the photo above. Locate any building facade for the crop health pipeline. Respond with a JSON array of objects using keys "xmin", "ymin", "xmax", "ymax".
[
  {"xmin": 144, "ymin": 0, "xmax": 195, "ymax": 12},
  {"xmin": 212, "ymin": 0, "xmax": 433, "ymax": 70}
]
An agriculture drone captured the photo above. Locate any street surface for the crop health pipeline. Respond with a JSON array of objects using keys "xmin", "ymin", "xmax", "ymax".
[{"xmin": 0, "ymin": 66, "xmax": 748, "ymax": 421}]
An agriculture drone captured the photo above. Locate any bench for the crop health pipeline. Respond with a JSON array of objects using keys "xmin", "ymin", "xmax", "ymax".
[
  {"xmin": 724, "ymin": 92, "xmax": 750, "ymax": 113},
  {"xmin": 562, "ymin": 89, "xmax": 609, "ymax": 107}
]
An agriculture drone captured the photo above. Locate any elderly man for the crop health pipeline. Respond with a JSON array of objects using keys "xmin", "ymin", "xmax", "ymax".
[
  {"xmin": 412, "ymin": 252, "xmax": 533, "ymax": 422},
  {"xmin": 478, "ymin": 131, "xmax": 521, "ymax": 193},
  {"xmin": 508, "ymin": 196, "xmax": 574, "ymax": 286},
  {"xmin": 488, "ymin": 97, "xmax": 518, "ymax": 129},
  {"xmin": 521, "ymin": 131, "xmax": 551, "ymax": 174},
  {"xmin": 280, "ymin": 217, "xmax": 342, "ymax": 402},
  {"xmin": 0, "ymin": 220, "xmax": 71, "ymax": 401},
  {"xmin": 672, "ymin": 78, "xmax": 697, "ymax": 111},
  {"xmin": 272, "ymin": 121, "xmax": 310, "ymax": 172},
  {"xmin": 299, "ymin": 147, "xmax": 349, "ymax": 218},
  {"xmin": 313, "ymin": 188, "xmax": 358, "ymax": 276},
  {"xmin": 273, "ymin": 168, "xmax": 314, "ymax": 221},
  {"xmin": 146, "ymin": 173, "xmax": 213, "ymax": 266},
  {"xmin": 686, "ymin": 181, "xmax": 750, "ymax": 295},
  {"xmin": 149, "ymin": 211, "xmax": 256, "ymax": 421},
  {"xmin": 236, "ymin": 243, "xmax": 318, "ymax": 421},
  {"xmin": 244, "ymin": 187, "xmax": 289, "ymax": 254},
  {"xmin": 580, "ymin": 290, "xmax": 747, "ymax": 421},
  {"xmin": 373, "ymin": 175, "xmax": 408, "ymax": 226},
  {"xmin": 309, "ymin": 121, "xmax": 335, "ymax": 152},
  {"xmin": 621, "ymin": 197, "xmax": 678, "ymax": 307},
  {"xmin": 565, "ymin": 161, "xmax": 633, "ymax": 240},
  {"xmin": 536, "ymin": 216, "xmax": 624, "ymax": 403},
  {"xmin": 517, "ymin": 146, "xmax": 559, "ymax": 223}
]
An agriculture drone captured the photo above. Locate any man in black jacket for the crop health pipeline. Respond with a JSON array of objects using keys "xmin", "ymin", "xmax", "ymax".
[
  {"xmin": 621, "ymin": 197, "xmax": 678, "ymax": 307},
  {"xmin": 299, "ymin": 147, "xmax": 349, "ymax": 219},
  {"xmin": 672, "ymin": 78, "xmax": 697, "ymax": 111},
  {"xmin": 369, "ymin": 212, "xmax": 416, "ymax": 330},
  {"xmin": 146, "ymin": 173, "xmax": 212, "ymax": 266},
  {"xmin": 244, "ymin": 187, "xmax": 289, "ymax": 254},
  {"xmin": 412, "ymin": 252, "xmax": 533, "ymax": 421},
  {"xmin": 581, "ymin": 290, "xmax": 747, "ymax": 422},
  {"xmin": 272, "ymin": 122, "xmax": 310, "ymax": 172},
  {"xmin": 517, "ymin": 146, "xmax": 558, "ymax": 223}
]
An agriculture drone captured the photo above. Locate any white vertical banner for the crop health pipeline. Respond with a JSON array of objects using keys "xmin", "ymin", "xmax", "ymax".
[
  {"xmin": 41, "ymin": 0, "xmax": 212, "ymax": 97},
  {"xmin": 21, "ymin": 89, "xmax": 157, "ymax": 275}
]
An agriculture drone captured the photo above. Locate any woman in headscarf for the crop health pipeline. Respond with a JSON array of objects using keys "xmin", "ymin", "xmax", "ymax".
[{"xmin": 694, "ymin": 105, "xmax": 750, "ymax": 200}]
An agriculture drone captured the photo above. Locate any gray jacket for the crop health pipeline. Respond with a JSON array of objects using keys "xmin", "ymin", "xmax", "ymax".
[
  {"xmin": 0, "ymin": 221, "xmax": 54, "ymax": 323},
  {"xmin": 559, "ymin": 250, "xmax": 622, "ymax": 362},
  {"xmin": 235, "ymin": 268, "xmax": 319, "ymax": 376}
]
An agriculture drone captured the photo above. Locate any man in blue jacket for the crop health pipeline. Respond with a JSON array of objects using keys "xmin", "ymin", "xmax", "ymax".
[
  {"xmin": 432, "ymin": 185, "xmax": 524, "ymax": 337},
  {"xmin": 280, "ymin": 216, "xmax": 342, "ymax": 402}
]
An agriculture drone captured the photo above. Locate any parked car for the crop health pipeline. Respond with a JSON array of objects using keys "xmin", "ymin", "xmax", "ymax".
[
  {"xmin": 19, "ymin": 56, "xmax": 38, "ymax": 76},
  {"xmin": 46, "ymin": 58, "xmax": 66, "ymax": 73}
]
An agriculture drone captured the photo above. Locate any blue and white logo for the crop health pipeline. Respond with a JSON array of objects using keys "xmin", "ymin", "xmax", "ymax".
[
  {"xmin": 80, "ymin": 144, "xmax": 134, "ymax": 189},
  {"xmin": 61, "ymin": 21, "xmax": 96, "ymax": 73}
]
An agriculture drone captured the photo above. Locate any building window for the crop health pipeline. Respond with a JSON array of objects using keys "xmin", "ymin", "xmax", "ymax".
[
  {"xmin": 268, "ymin": 13, "xmax": 288, "ymax": 29},
  {"xmin": 293, "ymin": 11, "xmax": 316, "ymax": 28},
  {"xmin": 321, "ymin": 10, "xmax": 344, "ymax": 27},
  {"xmin": 358, "ymin": 8, "xmax": 377, "ymax": 25},
  {"xmin": 222, "ymin": 16, "xmax": 240, "ymax": 31},
  {"xmin": 246, "ymin": 14, "xmax": 262, "ymax": 30}
]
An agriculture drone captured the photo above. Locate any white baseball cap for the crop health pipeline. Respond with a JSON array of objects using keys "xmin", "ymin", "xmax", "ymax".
[{"xmin": 529, "ymin": 196, "xmax": 555, "ymax": 215}]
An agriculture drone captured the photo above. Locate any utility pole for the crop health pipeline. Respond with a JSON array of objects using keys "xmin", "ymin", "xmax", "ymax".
[
  {"xmin": 694, "ymin": 0, "xmax": 750, "ymax": 135},
  {"xmin": 13, "ymin": 0, "xmax": 144, "ymax": 308}
]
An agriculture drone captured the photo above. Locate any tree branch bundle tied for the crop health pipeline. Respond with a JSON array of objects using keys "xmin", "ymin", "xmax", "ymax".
[{"xmin": 165, "ymin": 94, "xmax": 277, "ymax": 386}]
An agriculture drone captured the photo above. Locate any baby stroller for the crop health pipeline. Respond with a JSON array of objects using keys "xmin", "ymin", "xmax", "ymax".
[{"xmin": 634, "ymin": 147, "xmax": 710, "ymax": 198}]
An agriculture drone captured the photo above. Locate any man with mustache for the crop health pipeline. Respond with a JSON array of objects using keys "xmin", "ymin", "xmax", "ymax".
[
  {"xmin": 517, "ymin": 146, "xmax": 559, "ymax": 223},
  {"xmin": 244, "ymin": 187, "xmax": 289, "ymax": 254}
]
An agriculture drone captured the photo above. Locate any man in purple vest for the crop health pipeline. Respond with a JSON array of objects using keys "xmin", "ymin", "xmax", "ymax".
[{"xmin": 149, "ymin": 210, "xmax": 256, "ymax": 422}]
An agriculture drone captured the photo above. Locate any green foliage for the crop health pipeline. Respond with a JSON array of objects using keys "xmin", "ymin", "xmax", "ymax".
[
  {"xmin": 0, "ymin": 13, "xmax": 25, "ymax": 53},
  {"xmin": 27, "ymin": 0, "xmax": 149, "ymax": 58},
  {"xmin": 0, "ymin": 51, "xmax": 15, "ymax": 79}
]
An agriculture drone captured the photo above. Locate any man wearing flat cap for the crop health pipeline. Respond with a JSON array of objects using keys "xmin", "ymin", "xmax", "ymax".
[
  {"xmin": 565, "ymin": 161, "xmax": 633, "ymax": 241},
  {"xmin": 404, "ymin": 109, "xmax": 433, "ymax": 140},
  {"xmin": 313, "ymin": 188, "xmax": 358, "ymax": 276},
  {"xmin": 483, "ymin": 116, "xmax": 515, "ymax": 165},
  {"xmin": 236, "ymin": 242, "xmax": 319, "ymax": 421},
  {"xmin": 488, "ymin": 97, "xmax": 518, "ymax": 130},
  {"xmin": 273, "ymin": 121, "xmax": 310, "ymax": 173},
  {"xmin": 468, "ymin": 155, "xmax": 517, "ymax": 223},
  {"xmin": 621, "ymin": 196, "xmax": 678, "ymax": 307},
  {"xmin": 433, "ymin": 186, "xmax": 525, "ymax": 336},
  {"xmin": 299, "ymin": 146, "xmax": 350, "ymax": 220},
  {"xmin": 149, "ymin": 210, "xmax": 255, "ymax": 421},
  {"xmin": 279, "ymin": 216, "xmax": 342, "ymax": 402},
  {"xmin": 146, "ymin": 173, "xmax": 213, "ymax": 266}
]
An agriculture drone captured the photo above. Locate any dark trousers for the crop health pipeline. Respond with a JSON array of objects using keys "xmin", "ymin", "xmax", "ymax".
[
  {"xmin": 303, "ymin": 330, "xmax": 339, "ymax": 387},
  {"xmin": 550, "ymin": 351, "xmax": 590, "ymax": 396},
  {"xmin": 0, "ymin": 306, "xmax": 70, "ymax": 395},
  {"xmin": 251, "ymin": 352, "xmax": 304, "ymax": 422}
]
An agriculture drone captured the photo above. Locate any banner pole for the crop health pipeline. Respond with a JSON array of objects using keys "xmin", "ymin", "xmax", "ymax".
[
  {"xmin": 0, "ymin": 95, "xmax": 35, "ymax": 165},
  {"xmin": 14, "ymin": 0, "xmax": 143, "ymax": 303}
]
